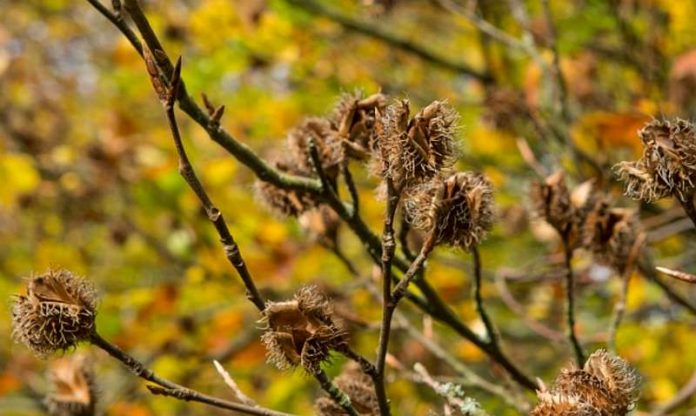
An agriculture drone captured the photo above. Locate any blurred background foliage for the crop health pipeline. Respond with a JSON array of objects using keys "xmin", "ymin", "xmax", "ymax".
[{"xmin": 1, "ymin": 0, "xmax": 696, "ymax": 414}]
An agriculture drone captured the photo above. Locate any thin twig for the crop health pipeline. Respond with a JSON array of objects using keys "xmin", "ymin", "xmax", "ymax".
[
  {"xmin": 561, "ymin": 236, "xmax": 585, "ymax": 366},
  {"xmin": 656, "ymin": 267, "xmax": 696, "ymax": 284},
  {"xmin": 397, "ymin": 215, "xmax": 416, "ymax": 261},
  {"xmin": 495, "ymin": 272, "xmax": 565, "ymax": 342},
  {"xmin": 391, "ymin": 233, "xmax": 435, "ymax": 306},
  {"xmin": 341, "ymin": 162, "xmax": 360, "ymax": 216},
  {"xmin": 373, "ymin": 178, "xmax": 401, "ymax": 416},
  {"xmin": 89, "ymin": 333, "xmax": 290, "ymax": 416},
  {"xmin": 608, "ymin": 233, "xmax": 645, "ymax": 352},
  {"xmin": 394, "ymin": 314, "xmax": 530, "ymax": 413},
  {"xmin": 471, "ymin": 247, "xmax": 498, "ymax": 345},
  {"xmin": 607, "ymin": 272, "xmax": 630, "ymax": 353},
  {"xmin": 339, "ymin": 347, "xmax": 378, "ymax": 380},
  {"xmin": 638, "ymin": 253, "xmax": 696, "ymax": 316},
  {"xmin": 213, "ymin": 360, "xmax": 258, "ymax": 407},
  {"xmin": 158, "ymin": 56, "xmax": 266, "ymax": 311}
]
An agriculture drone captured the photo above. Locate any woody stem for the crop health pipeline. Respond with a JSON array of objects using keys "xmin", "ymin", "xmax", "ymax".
[
  {"xmin": 561, "ymin": 234, "xmax": 585, "ymax": 366},
  {"xmin": 89, "ymin": 332, "xmax": 289, "ymax": 416}
]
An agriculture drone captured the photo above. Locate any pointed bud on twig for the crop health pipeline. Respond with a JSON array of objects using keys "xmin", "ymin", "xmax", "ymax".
[
  {"xmin": 143, "ymin": 47, "xmax": 168, "ymax": 105},
  {"xmin": 112, "ymin": 0, "xmax": 122, "ymax": 19},
  {"xmin": 165, "ymin": 56, "xmax": 182, "ymax": 109},
  {"xmin": 201, "ymin": 93, "xmax": 216, "ymax": 115},
  {"xmin": 210, "ymin": 105, "xmax": 225, "ymax": 127}
]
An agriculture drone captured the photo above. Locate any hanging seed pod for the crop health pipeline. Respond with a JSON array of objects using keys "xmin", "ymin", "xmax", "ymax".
[
  {"xmin": 331, "ymin": 91, "xmax": 387, "ymax": 160},
  {"xmin": 583, "ymin": 201, "xmax": 643, "ymax": 275},
  {"xmin": 614, "ymin": 118, "xmax": 696, "ymax": 202},
  {"xmin": 531, "ymin": 349, "xmax": 640, "ymax": 416},
  {"xmin": 260, "ymin": 286, "xmax": 347, "ymax": 374},
  {"xmin": 373, "ymin": 100, "xmax": 458, "ymax": 190},
  {"xmin": 405, "ymin": 172, "xmax": 494, "ymax": 250},
  {"xmin": 530, "ymin": 171, "xmax": 574, "ymax": 235},
  {"xmin": 12, "ymin": 270, "xmax": 97, "ymax": 357}
]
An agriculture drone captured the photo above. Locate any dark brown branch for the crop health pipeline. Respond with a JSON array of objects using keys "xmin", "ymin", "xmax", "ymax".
[
  {"xmin": 159, "ymin": 57, "xmax": 266, "ymax": 311},
  {"xmin": 339, "ymin": 346, "xmax": 378, "ymax": 379},
  {"xmin": 285, "ymin": 0, "xmax": 492, "ymax": 83},
  {"xmin": 105, "ymin": 0, "xmax": 320, "ymax": 194},
  {"xmin": 89, "ymin": 333, "xmax": 289, "ymax": 416},
  {"xmin": 397, "ymin": 216, "xmax": 416, "ymax": 261},
  {"xmin": 373, "ymin": 179, "xmax": 400, "ymax": 416},
  {"xmin": 561, "ymin": 236, "xmax": 585, "ymax": 366},
  {"xmin": 471, "ymin": 247, "xmax": 498, "ymax": 345},
  {"xmin": 342, "ymin": 162, "xmax": 360, "ymax": 216}
]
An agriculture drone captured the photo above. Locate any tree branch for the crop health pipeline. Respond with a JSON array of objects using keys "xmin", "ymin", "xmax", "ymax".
[
  {"xmin": 158, "ymin": 56, "xmax": 266, "ymax": 311},
  {"xmin": 561, "ymin": 236, "xmax": 585, "ymax": 366},
  {"xmin": 373, "ymin": 179, "xmax": 400, "ymax": 416},
  {"xmin": 89, "ymin": 333, "xmax": 289, "ymax": 416},
  {"xmin": 87, "ymin": 0, "xmax": 537, "ymax": 391},
  {"xmin": 471, "ymin": 247, "xmax": 498, "ymax": 345}
]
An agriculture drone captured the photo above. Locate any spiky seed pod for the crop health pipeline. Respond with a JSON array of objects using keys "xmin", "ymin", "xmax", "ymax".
[
  {"xmin": 330, "ymin": 92, "xmax": 387, "ymax": 160},
  {"xmin": 531, "ymin": 349, "xmax": 640, "ymax": 416},
  {"xmin": 287, "ymin": 117, "xmax": 343, "ymax": 179},
  {"xmin": 406, "ymin": 172, "xmax": 494, "ymax": 250},
  {"xmin": 45, "ymin": 354, "xmax": 96, "ymax": 416},
  {"xmin": 314, "ymin": 363, "xmax": 379, "ymax": 416},
  {"xmin": 12, "ymin": 270, "xmax": 97, "ymax": 357},
  {"xmin": 530, "ymin": 171, "xmax": 574, "ymax": 235},
  {"xmin": 260, "ymin": 286, "xmax": 347, "ymax": 374},
  {"xmin": 583, "ymin": 350, "xmax": 640, "ymax": 412},
  {"xmin": 374, "ymin": 100, "xmax": 458, "ymax": 189},
  {"xmin": 553, "ymin": 370, "xmax": 616, "ymax": 414},
  {"xmin": 254, "ymin": 157, "xmax": 321, "ymax": 218},
  {"xmin": 614, "ymin": 118, "xmax": 696, "ymax": 202},
  {"xmin": 583, "ymin": 201, "xmax": 643, "ymax": 274},
  {"xmin": 531, "ymin": 392, "xmax": 600, "ymax": 416},
  {"xmin": 299, "ymin": 205, "xmax": 341, "ymax": 249}
]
